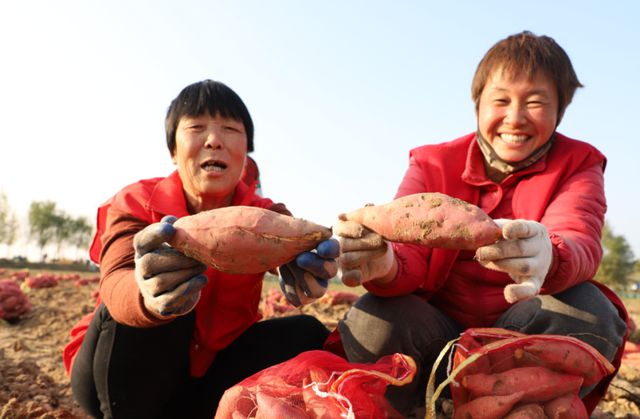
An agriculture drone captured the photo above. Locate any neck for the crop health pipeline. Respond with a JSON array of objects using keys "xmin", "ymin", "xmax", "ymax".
[
  {"xmin": 476, "ymin": 131, "xmax": 555, "ymax": 182},
  {"xmin": 185, "ymin": 192, "xmax": 234, "ymax": 214}
]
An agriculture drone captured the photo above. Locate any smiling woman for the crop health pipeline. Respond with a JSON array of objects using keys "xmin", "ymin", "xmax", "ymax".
[
  {"xmin": 333, "ymin": 31, "xmax": 628, "ymax": 416},
  {"xmin": 62, "ymin": 79, "xmax": 340, "ymax": 418}
]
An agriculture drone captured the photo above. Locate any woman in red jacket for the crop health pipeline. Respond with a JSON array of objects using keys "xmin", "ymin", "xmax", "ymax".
[
  {"xmin": 65, "ymin": 79, "xmax": 339, "ymax": 418},
  {"xmin": 335, "ymin": 31, "xmax": 628, "ymax": 415}
]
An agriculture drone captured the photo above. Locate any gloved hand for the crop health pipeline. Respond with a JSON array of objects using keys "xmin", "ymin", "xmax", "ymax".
[
  {"xmin": 279, "ymin": 238, "xmax": 340, "ymax": 307},
  {"xmin": 475, "ymin": 219, "xmax": 552, "ymax": 304},
  {"xmin": 333, "ymin": 219, "xmax": 396, "ymax": 287},
  {"xmin": 134, "ymin": 215, "xmax": 208, "ymax": 319}
]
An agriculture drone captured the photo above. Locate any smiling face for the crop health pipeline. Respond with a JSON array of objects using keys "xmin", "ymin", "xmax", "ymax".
[
  {"xmin": 172, "ymin": 113, "xmax": 247, "ymax": 212},
  {"xmin": 477, "ymin": 68, "xmax": 559, "ymax": 163}
]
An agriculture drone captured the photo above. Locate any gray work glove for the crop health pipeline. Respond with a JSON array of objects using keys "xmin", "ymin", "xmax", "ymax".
[
  {"xmin": 278, "ymin": 238, "xmax": 340, "ymax": 307},
  {"xmin": 334, "ymin": 219, "xmax": 395, "ymax": 287},
  {"xmin": 134, "ymin": 215, "xmax": 208, "ymax": 319}
]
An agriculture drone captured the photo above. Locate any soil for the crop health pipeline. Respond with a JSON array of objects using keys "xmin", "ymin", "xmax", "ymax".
[{"xmin": 1, "ymin": 269, "xmax": 639, "ymax": 418}]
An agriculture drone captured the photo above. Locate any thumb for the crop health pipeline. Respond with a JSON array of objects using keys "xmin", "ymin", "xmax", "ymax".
[{"xmin": 503, "ymin": 279, "xmax": 540, "ymax": 304}]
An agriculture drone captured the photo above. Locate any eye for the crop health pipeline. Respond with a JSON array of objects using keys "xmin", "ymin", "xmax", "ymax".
[
  {"xmin": 526, "ymin": 100, "xmax": 545, "ymax": 108},
  {"xmin": 186, "ymin": 124, "xmax": 205, "ymax": 131}
]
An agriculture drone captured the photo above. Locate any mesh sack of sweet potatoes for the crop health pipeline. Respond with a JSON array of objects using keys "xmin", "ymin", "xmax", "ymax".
[
  {"xmin": 425, "ymin": 328, "xmax": 615, "ymax": 419},
  {"xmin": 215, "ymin": 350, "xmax": 416, "ymax": 419}
]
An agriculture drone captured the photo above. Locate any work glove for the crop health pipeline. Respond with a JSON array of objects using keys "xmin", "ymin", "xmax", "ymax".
[
  {"xmin": 333, "ymin": 219, "xmax": 395, "ymax": 287},
  {"xmin": 134, "ymin": 215, "xmax": 208, "ymax": 319},
  {"xmin": 278, "ymin": 238, "xmax": 340, "ymax": 307},
  {"xmin": 475, "ymin": 219, "xmax": 553, "ymax": 304}
]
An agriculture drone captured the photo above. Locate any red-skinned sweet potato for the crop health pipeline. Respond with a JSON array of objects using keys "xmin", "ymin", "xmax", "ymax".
[
  {"xmin": 543, "ymin": 393, "xmax": 588, "ymax": 419},
  {"xmin": 514, "ymin": 340, "xmax": 612, "ymax": 386},
  {"xmin": 339, "ymin": 193, "xmax": 502, "ymax": 250},
  {"xmin": 169, "ymin": 206, "xmax": 332, "ymax": 274},
  {"xmin": 504, "ymin": 403, "xmax": 546, "ymax": 418},
  {"xmin": 462, "ymin": 366, "xmax": 583, "ymax": 403},
  {"xmin": 453, "ymin": 391, "xmax": 525, "ymax": 419}
]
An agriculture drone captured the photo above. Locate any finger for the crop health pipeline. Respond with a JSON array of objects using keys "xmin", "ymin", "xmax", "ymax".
[
  {"xmin": 161, "ymin": 215, "xmax": 178, "ymax": 225},
  {"xmin": 155, "ymin": 275, "xmax": 207, "ymax": 316},
  {"xmin": 502, "ymin": 220, "xmax": 540, "ymax": 240},
  {"xmin": 480, "ymin": 257, "xmax": 535, "ymax": 277},
  {"xmin": 137, "ymin": 249, "xmax": 206, "ymax": 278},
  {"xmin": 300, "ymin": 272, "xmax": 327, "ymax": 298},
  {"xmin": 341, "ymin": 269, "xmax": 363, "ymax": 287},
  {"xmin": 503, "ymin": 281, "xmax": 539, "ymax": 304},
  {"xmin": 338, "ymin": 234, "xmax": 385, "ymax": 252},
  {"xmin": 339, "ymin": 247, "xmax": 388, "ymax": 271},
  {"xmin": 134, "ymin": 222, "xmax": 176, "ymax": 257},
  {"xmin": 316, "ymin": 239, "xmax": 340, "ymax": 259},
  {"xmin": 333, "ymin": 220, "xmax": 369, "ymax": 238},
  {"xmin": 278, "ymin": 275, "xmax": 301, "ymax": 307},
  {"xmin": 296, "ymin": 252, "xmax": 338, "ymax": 278},
  {"xmin": 476, "ymin": 237, "xmax": 535, "ymax": 261},
  {"xmin": 142, "ymin": 267, "xmax": 208, "ymax": 296}
]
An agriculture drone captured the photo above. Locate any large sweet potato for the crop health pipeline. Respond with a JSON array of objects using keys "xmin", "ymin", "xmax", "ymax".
[
  {"xmin": 453, "ymin": 392, "xmax": 525, "ymax": 419},
  {"xmin": 339, "ymin": 193, "xmax": 502, "ymax": 250},
  {"xmin": 462, "ymin": 366, "xmax": 583, "ymax": 403},
  {"xmin": 169, "ymin": 206, "xmax": 332, "ymax": 274}
]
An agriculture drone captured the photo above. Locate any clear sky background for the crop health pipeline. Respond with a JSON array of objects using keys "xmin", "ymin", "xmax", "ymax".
[{"xmin": 1, "ymin": 1, "xmax": 639, "ymax": 258}]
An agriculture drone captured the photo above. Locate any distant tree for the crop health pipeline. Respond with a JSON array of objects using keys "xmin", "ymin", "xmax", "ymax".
[
  {"xmin": 595, "ymin": 222, "xmax": 636, "ymax": 290},
  {"xmin": 0, "ymin": 191, "xmax": 20, "ymax": 252},
  {"xmin": 67, "ymin": 216, "xmax": 93, "ymax": 258},
  {"xmin": 29, "ymin": 201, "xmax": 60, "ymax": 261}
]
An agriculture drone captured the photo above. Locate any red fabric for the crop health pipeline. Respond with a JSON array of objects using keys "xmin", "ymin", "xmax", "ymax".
[
  {"xmin": 241, "ymin": 155, "xmax": 260, "ymax": 191},
  {"xmin": 63, "ymin": 170, "xmax": 280, "ymax": 377}
]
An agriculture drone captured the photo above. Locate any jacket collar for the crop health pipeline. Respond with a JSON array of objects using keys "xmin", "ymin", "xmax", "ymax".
[
  {"xmin": 147, "ymin": 170, "xmax": 255, "ymax": 217},
  {"xmin": 462, "ymin": 134, "xmax": 550, "ymax": 186}
]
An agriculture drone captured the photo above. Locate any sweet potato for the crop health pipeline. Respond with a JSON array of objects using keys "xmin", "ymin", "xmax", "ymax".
[
  {"xmin": 169, "ymin": 206, "xmax": 332, "ymax": 274},
  {"xmin": 514, "ymin": 340, "xmax": 612, "ymax": 386},
  {"xmin": 462, "ymin": 366, "xmax": 583, "ymax": 403},
  {"xmin": 339, "ymin": 193, "xmax": 502, "ymax": 250},
  {"xmin": 543, "ymin": 393, "xmax": 588, "ymax": 419},
  {"xmin": 453, "ymin": 391, "xmax": 524, "ymax": 419},
  {"xmin": 504, "ymin": 403, "xmax": 546, "ymax": 418}
]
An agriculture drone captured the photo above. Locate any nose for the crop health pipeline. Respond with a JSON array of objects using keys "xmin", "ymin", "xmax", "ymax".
[
  {"xmin": 504, "ymin": 102, "xmax": 526, "ymax": 126},
  {"xmin": 204, "ymin": 127, "xmax": 223, "ymax": 149}
]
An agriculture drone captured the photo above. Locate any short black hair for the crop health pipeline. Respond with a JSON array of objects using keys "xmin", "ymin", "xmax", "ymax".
[{"xmin": 165, "ymin": 79, "xmax": 254, "ymax": 154}]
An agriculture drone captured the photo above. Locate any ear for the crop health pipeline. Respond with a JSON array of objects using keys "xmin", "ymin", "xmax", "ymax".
[{"xmin": 171, "ymin": 153, "xmax": 177, "ymax": 165}]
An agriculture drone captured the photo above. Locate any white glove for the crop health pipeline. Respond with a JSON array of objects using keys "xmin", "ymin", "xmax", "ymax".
[
  {"xmin": 475, "ymin": 219, "xmax": 552, "ymax": 304},
  {"xmin": 134, "ymin": 216, "xmax": 208, "ymax": 319},
  {"xmin": 333, "ymin": 219, "xmax": 395, "ymax": 287}
]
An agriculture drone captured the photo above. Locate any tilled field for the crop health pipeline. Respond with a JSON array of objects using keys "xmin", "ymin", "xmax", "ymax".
[{"xmin": 0, "ymin": 270, "xmax": 639, "ymax": 418}]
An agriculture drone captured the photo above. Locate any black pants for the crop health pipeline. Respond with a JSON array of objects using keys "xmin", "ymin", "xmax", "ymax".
[{"xmin": 71, "ymin": 304, "xmax": 329, "ymax": 419}]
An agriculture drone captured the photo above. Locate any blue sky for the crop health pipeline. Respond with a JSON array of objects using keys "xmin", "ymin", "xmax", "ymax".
[{"xmin": 1, "ymin": 1, "xmax": 639, "ymax": 257}]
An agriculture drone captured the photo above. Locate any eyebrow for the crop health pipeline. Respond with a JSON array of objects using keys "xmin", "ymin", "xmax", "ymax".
[{"xmin": 491, "ymin": 86, "xmax": 551, "ymax": 96}]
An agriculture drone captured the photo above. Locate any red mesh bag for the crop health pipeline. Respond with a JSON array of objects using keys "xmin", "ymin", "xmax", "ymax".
[
  {"xmin": 425, "ymin": 328, "xmax": 615, "ymax": 419},
  {"xmin": 215, "ymin": 349, "xmax": 416, "ymax": 418}
]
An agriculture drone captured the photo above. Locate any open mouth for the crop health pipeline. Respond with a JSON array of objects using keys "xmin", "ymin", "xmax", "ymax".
[
  {"xmin": 499, "ymin": 133, "xmax": 529, "ymax": 145},
  {"xmin": 201, "ymin": 159, "xmax": 228, "ymax": 172}
]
